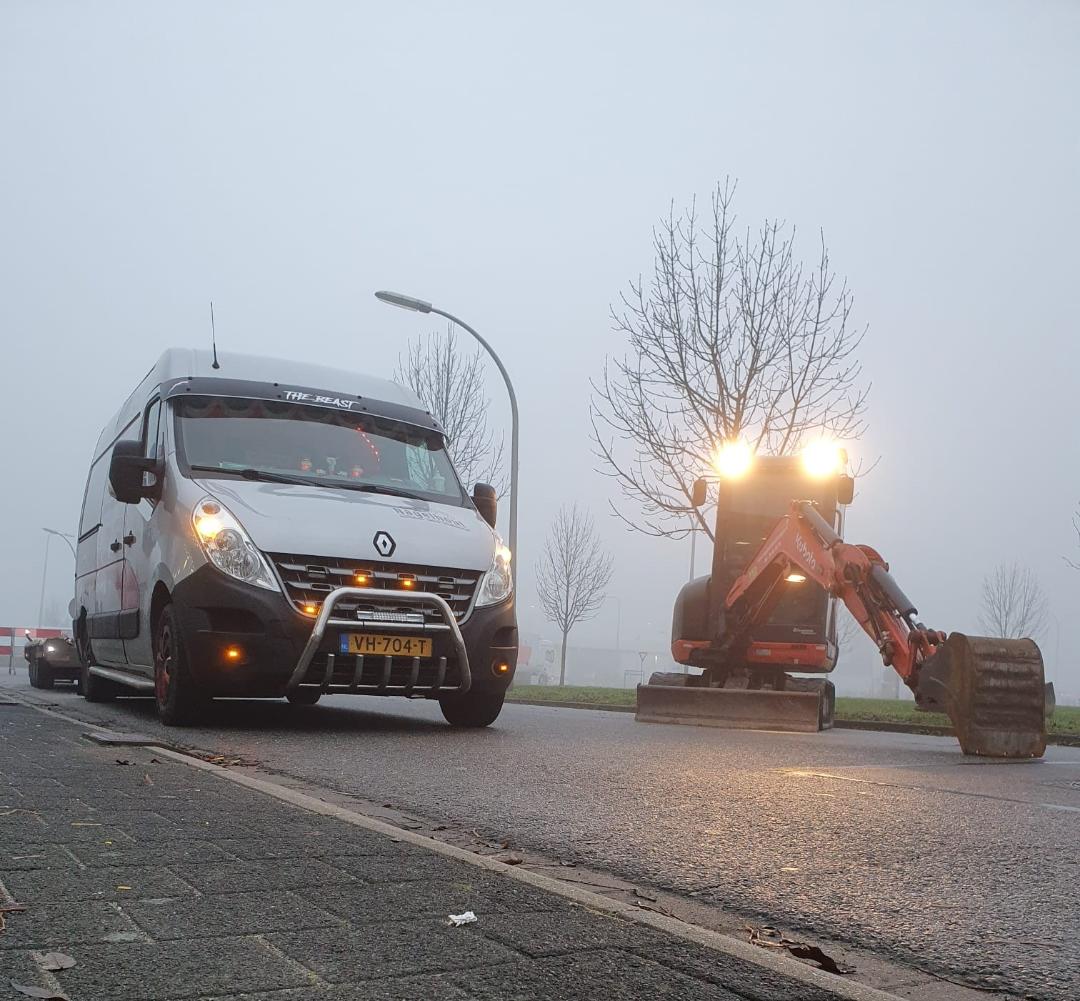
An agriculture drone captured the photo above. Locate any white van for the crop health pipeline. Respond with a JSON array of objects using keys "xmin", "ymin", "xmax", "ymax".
[{"xmin": 74, "ymin": 348, "xmax": 516, "ymax": 727}]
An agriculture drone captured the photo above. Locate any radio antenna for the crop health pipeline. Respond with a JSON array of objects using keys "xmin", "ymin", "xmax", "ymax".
[{"xmin": 210, "ymin": 301, "xmax": 220, "ymax": 369}]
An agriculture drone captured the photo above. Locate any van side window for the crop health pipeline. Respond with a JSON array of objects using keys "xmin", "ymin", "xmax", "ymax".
[
  {"xmin": 79, "ymin": 456, "xmax": 110, "ymax": 536},
  {"xmin": 143, "ymin": 399, "xmax": 162, "ymax": 460}
]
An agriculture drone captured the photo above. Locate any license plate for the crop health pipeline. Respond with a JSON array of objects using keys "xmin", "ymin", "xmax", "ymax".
[{"xmin": 339, "ymin": 633, "xmax": 433, "ymax": 658}]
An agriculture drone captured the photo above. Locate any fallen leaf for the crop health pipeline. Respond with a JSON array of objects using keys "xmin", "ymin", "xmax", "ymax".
[
  {"xmin": 149, "ymin": 758, "xmax": 161, "ymax": 764},
  {"xmin": 142, "ymin": 773, "xmax": 154, "ymax": 786},
  {"xmin": 10, "ymin": 983, "xmax": 67, "ymax": 1000},
  {"xmin": 633, "ymin": 888, "xmax": 658, "ymax": 902},
  {"xmin": 448, "ymin": 911, "xmax": 477, "ymax": 926},
  {"xmin": 69, "ymin": 822, "xmax": 102, "ymax": 828},
  {"xmin": 499, "ymin": 854, "xmax": 524, "ymax": 865},
  {"xmin": 115, "ymin": 759, "xmax": 132, "ymax": 766},
  {"xmin": 40, "ymin": 953, "xmax": 75, "ymax": 972},
  {"xmin": 116, "ymin": 885, "xmax": 132, "ymax": 892}
]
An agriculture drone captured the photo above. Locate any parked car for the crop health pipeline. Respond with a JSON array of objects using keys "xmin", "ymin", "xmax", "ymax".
[{"xmin": 25, "ymin": 634, "xmax": 81, "ymax": 689}]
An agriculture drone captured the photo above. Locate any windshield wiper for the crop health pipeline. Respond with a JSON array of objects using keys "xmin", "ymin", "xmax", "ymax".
[
  {"xmin": 188, "ymin": 466, "xmax": 429, "ymax": 499},
  {"xmin": 340, "ymin": 482, "xmax": 427, "ymax": 501},
  {"xmin": 188, "ymin": 465, "xmax": 322, "ymax": 488}
]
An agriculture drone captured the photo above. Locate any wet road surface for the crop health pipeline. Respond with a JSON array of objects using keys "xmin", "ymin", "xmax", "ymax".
[{"xmin": 7, "ymin": 677, "xmax": 1078, "ymax": 1000}]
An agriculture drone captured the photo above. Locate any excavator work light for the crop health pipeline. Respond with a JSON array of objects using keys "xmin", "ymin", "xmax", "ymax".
[
  {"xmin": 713, "ymin": 440, "xmax": 754, "ymax": 479},
  {"xmin": 800, "ymin": 440, "xmax": 846, "ymax": 479}
]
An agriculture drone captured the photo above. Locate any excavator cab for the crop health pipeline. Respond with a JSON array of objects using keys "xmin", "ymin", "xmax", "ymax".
[{"xmin": 708, "ymin": 457, "xmax": 850, "ymax": 675}]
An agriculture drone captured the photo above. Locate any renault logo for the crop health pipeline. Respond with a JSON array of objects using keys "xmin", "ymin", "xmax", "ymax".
[{"xmin": 372, "ymin": 531, "xmax": 396, "ymax": 558}]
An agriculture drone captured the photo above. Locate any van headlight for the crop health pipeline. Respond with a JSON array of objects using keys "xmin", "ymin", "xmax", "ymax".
[
  {"xmin": 475, "ymin": 540, "xmax": 513, "ymax": 607},
  {"xmin": 192, "ymin": 498, "xmax": 279, "ymax": 591}
]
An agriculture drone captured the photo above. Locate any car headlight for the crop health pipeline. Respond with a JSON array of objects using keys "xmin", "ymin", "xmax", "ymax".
[
  {"xmin": 475, "ymin": 539, "xmax": 513, "ymax": 607},
  {"xmin": 192, "ymin": 497, "xmax": 279, "ymax": 591}
]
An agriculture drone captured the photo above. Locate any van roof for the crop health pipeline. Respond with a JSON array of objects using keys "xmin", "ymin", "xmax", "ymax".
[
  {"xmin": 155, "ymin": 348, "xmax": 423, "ymax": 408},
  {"xmin": 93, "ymin": 348, "xmax": 428, "ymax": 458}
]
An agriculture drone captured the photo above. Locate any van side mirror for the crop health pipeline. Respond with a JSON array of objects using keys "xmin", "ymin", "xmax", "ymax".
[
  {"xmin": 690, "ymin": 478, "xmax": 708, "ymax": 508},
  {"xmin": 109, "ymin": 440, "xmax": 159, "ymax": 504},
  {"xmin": 472, "ymin": 483, "xmax": 497, "ymax": 528}
]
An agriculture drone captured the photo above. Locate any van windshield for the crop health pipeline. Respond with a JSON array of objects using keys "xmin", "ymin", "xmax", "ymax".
[{"xmin": 174, "ymin": 396, "xmax": 468, "ymax": 506}]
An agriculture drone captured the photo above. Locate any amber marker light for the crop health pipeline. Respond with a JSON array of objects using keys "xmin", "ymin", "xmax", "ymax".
[
  {"xmin": 303, "ymin": 603, "xmax": 319, "ymax": 616},
  {"xmin": 399, "ymin": 577, "xmax": 415, "ymax": 589},
  {"xmin": 223, "ymin": 645, "xmax": 244, "ymax": 662},
  {"xmin": 354, "ymin": 572, "xmax": 370, "ymax": 585}
]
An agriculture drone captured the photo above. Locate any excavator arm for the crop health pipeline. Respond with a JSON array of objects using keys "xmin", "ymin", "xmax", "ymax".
[
  {"xmin": 716, "ymin": 500, "xmax": 1047, "ymax": 757},
  {"xmin": 721, "ymin": 501, "xmax": 941, "ymax": 690}
]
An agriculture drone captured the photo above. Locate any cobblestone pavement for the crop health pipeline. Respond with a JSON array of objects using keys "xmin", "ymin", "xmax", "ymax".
[{"xmin": 0, "ymin": 703, "xmax": 858, "ymax": 1001}]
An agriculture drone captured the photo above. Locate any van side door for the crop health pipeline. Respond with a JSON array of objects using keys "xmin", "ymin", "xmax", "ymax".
[
  {"xmin": 121, "ymin": 397, "xmax": 163, "ymax": 670},
  {"xmin": 75, "ymin": 452, "xmax": 111, "ymax": 642},
  {"xmin": 92, "ymin": 417, "xmax": 139, "ymax": 666}
]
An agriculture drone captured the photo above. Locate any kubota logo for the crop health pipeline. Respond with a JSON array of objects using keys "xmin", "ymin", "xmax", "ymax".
[{"xmin": 794, "ymin": 532, "xmax": 817, "ymax": 574}]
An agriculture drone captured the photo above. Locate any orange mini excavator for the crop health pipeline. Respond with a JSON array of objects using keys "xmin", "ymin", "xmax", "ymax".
[{"xmin": 636, "ymin": 445, "xmax": 1049, "ymax": 758}]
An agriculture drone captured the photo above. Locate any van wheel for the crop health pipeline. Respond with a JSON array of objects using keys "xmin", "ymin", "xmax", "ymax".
[
  {"xmin": 286, "ymin": 689, "xmax": 322, "ymax": 706},
  {"xmin": 154, "ymin": 605, "xmax": 207, "ymax": 727},
  {"xmin": 439, "ymin": 690, "xmax": 505, "ymax": 728},
  {"xmin": 28, "ymin": 658, "xmax": 38, "ymax": 688},
  {"xmin": 80, "ymin": 636, "xmax": 117, "ymax": 703}
]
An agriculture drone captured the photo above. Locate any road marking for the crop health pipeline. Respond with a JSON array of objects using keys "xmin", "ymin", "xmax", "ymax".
[{"xmin": 784, "ymin": 769, "xmax": 1080, "ymax": 815}]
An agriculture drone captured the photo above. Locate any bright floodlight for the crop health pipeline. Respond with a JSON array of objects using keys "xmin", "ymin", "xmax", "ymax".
[
  {"xmin": 801, "ymin": 440, "xmax": 846, "ymax": 479},
  {"xmin": 375, "ymin": 290, "xmax": 433, "ymax": 314},
  {"xmin": 713, "ymin": 440, "xmax": 754, "ymax": 479}
]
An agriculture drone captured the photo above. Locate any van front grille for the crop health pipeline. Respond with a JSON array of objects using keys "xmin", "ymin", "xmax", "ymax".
[{"xmin": 267, "ymin": 552, "xmax": 482, "ymax": 625}]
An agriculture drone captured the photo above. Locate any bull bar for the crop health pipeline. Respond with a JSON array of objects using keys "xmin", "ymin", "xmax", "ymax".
[{"xmin": 285, "ymin": 586, "xmax": 472, "ymax": 697}]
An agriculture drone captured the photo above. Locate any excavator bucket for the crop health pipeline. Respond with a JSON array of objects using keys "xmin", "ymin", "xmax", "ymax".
[
  {"xmin": 635, "ymin": 674, "xmax": 834, "ymax": 733},
  {"xmin": 917, "ymin": 634, "xmax": 1046, "ymax": 758}
]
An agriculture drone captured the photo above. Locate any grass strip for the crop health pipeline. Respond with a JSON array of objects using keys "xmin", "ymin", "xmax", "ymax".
[{"xmin": 507, "ymin": 685, "xmax": 1080, "ymax": 736}]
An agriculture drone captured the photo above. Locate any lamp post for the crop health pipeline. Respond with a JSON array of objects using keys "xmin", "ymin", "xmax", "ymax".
[
  {"xmin": 375, "ymin": 291, "xmax": 519, "ymax": 588},
  {"xmin": 38, "ymin": 528, "xmax": 76, "ymax": 627}
]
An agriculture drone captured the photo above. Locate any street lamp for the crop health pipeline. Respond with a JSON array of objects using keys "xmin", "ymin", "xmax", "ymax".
[
  {"xmin": 375, "ymin": 290, "xmax": 520, "ymax": 588},
  {"xmin": 38, "ymin": 528, "xmax": 76, "ymax": 627}
]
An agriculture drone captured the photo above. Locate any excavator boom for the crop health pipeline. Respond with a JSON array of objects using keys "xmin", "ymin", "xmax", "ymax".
[{"xmin": 639, "ymin": 498, "xmax": 1047, "ymax": 758}]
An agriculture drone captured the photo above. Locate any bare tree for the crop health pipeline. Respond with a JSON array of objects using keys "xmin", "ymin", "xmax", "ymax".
[
  {"xmin": 396, "ymin": 324, "xmax": 505, "ymax": 493},
  {"xmin": 591, "ymin": 179, "xmax": 869, "ymax": 540},
  {"xmin": 536, "ymin": 504, "xmax": 614, "ymax": 685},
  {"xmin": 1067, "ymin": 504, "xmax": 1080, "ymax": 571},
  {"xmin": 978, "ymin": 562, "xmax": 1048, "ymax": 640}
]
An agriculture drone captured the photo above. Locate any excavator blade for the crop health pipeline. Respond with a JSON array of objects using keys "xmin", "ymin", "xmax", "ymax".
[
  {"xmin": 918, "ymin": 634, "xmax": 1046, "ymax": 758},
  {"xmin": 636, "ymin": 674, "xmax": 834, "ymax": 733}
]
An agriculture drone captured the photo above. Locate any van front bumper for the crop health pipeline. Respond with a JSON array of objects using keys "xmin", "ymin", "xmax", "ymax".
[{"xmin": 170, "ymin": 567, "xmax": 517, "ymax": 698}]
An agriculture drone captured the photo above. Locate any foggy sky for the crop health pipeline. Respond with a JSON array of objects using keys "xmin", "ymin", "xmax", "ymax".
[{"xmin": 2, "ymin": 2, "xmax": 1078, "ymax": 692}]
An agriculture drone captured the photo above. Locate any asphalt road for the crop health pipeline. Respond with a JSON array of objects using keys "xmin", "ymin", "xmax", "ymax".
[{"xmin": 6, "ymin": 674, "xmax": 1078, "ymax": 1000}]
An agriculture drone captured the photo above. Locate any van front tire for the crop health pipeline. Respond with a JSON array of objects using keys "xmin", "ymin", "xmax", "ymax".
[
  {"xmin": 286, "ymin": 689, "xmax": 322, "ymax": 706},
  {"xmin": 154, "ymin": 605, "xmax": 208, "ymax": 727},
  {"xmin": 80, "ymin": 638, "xmax": 117, "ymax": 703},
  {"xmin": 438, "ymin": 689, "xmax": 505, "ymax": 728}
]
